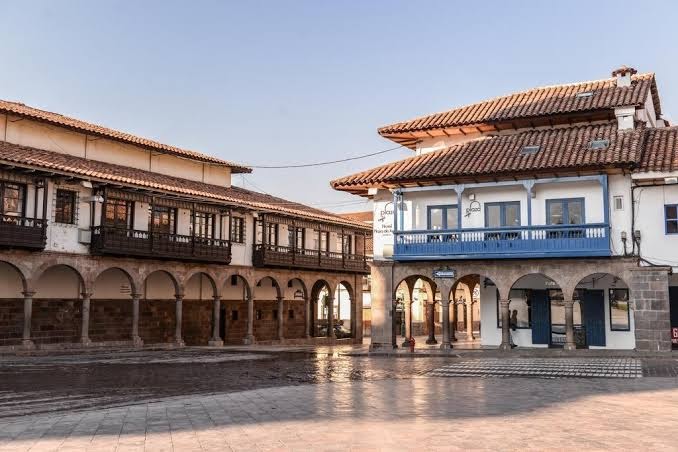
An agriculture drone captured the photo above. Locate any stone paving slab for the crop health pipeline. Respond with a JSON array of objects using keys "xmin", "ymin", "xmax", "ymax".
[
  {"xmin": 1, "ymin": 377, "xmax": 678, "ymax": 450},
  {"xmin": 427, "ymin": 358, "xmax": 644, "ymax": 379}
]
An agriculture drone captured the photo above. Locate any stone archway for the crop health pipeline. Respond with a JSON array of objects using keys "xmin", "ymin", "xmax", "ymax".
[
  {"xmin": 310, "ymin": 279, "xmax": 334, "ymax": 338},
  {"xmin": 90, "ymin": 267, "xmax": 137, "ymax": 344},
  {"xmin": 182, "ymin": 271, "xmax": 219, "ymax": 346},
  {"xmin": 222, "ymin": 274, "xmax": 253, "ymax": 344},
  {"xmin": 0, "ymin": 260, "xmax": 29, "ymax": 348},
  {"xmin": 284, "ymin": 278, "xmax": 309, "ymax": 339},
  {"xmin": 140, "ymin": 270, "xmax": 181, "ymax": 345}
]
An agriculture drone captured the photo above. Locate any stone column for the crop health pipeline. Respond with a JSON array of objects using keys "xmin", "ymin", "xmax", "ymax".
[
  {"xmin": 174, "ymin": 293, "xmax": 185, "ymax": 347},
  {"xmin": 209, "ymin": 296, "xmax": 224, "ymax": 346},
  {"xmin": 499, "ymin": 299, "xmax": 511, "ymax": 351},
  {"xmin": 440, "ymin": 292, "xmax": 452, "ymax": 350},
  {"xmin": 426, "ymin": 302, "xmax": 437, "ymax": 345},
  {"xmin": 131, "ymin": 293, "xmax": 143, "ymax": 347},
  {"xmin": 563, "ymin": 299, "xmax": 576, "ymax": 351},
  {"xmin": 277, "ymin": 296, "xmax": 285, "ymax": 342},
  {"xmin": 21, "ymin": 291, "xmax": 35, "ymax": 350},
  {"xmin": 369, "ymin": 262, "xmax": 396, "ymax": 350},
  {"xmin": 327, "ymin": 291, "xmax": 336, "ymax": 339},
  {"xmin": 451, "ymin": 299, "xmax": 458, "ymax": 342},
  {"xmin": 401, "ymin": 300, "xmax": 412, "ymax": 347},
  {"xmin": 467, "ymin": 299, "xmax": 476, "ymax": 340},
  {"xmin": 630, "ymin": 267, "xmax": 672, "ymax": 352},
  {"xmin": 243, "ymin": 295, "xmax": 255, "ymax": 345},
  {"xmin": 304, "ymin": 296, "xmax": 311, "ymax": 339},
  {"xmin": 80, "ymin": 293, "xmax": 92, "ymax": 346}
]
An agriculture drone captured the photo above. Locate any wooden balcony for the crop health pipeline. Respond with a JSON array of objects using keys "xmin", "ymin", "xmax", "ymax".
[
  {"xmin": 91, "ymin": 226, "xmax": 231, "ymax": 263},
  {"xmin": 253, "ymin": 244, "xmax": 369, "ymax": 273},
  {"xmin": 0, "ymin": 215, "xmax": 46, "ymax": 250},
  {"xmin": 394, "ymin": 223, "xmax": 611, "ymax": 260}
]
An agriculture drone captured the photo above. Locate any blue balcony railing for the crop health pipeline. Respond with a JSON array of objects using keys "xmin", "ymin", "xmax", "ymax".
[{"xmin": 393, "ymin": 223, "xmax": 611, "ymax": 260}]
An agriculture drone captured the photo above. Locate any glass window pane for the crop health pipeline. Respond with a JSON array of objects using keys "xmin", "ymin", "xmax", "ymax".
[
  {"xmin": 429, "ymin": 208, "xmax": 443, "ymax": 230},
  {"xmin": 568, "ymin": 200, "xmax": 584, "ymax": 224},
  {"xmin": 446, "ymin": 207, "xmax": 458, "ymax": 229},
  {"xmin": 505, "ymin": 204, "xmax": 520, "ymax": 226},
  {"xmin": 548, "ymin": 201, "xmax": 564, "ymax": 225},
  {"xmin": 668, "ymin": 220, "xmax": 678, "ymax": 234},
  {"xmin": 609, "ymin": 289, "xmax": 630, "ymax": 330},
  {"xmin": 666, "ymin": 205, "xmax": 677, "ymax": 220},
  {"xmin": 486, "ymin": 205, "xmax": 501, "ymax": 228}
]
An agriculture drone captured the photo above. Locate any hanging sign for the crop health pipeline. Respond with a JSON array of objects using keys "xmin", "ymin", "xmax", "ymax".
[
  {"xmin": 465, "ymin": 200, "xmax": 481, "ymax": 218},
  {"xmin": 433, "ymin": 269, "xmax": 456, "ymax": 279}
]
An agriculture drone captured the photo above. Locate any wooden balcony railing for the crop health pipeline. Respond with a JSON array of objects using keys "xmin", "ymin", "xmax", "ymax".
[
  {"xmin": 394, "ymin": 223, "xmax": 611, "ymax": 260},
  {"xmin": 91, "ymin": 226, "xmax": 231, "ymax": 263},
  {"xmin": 0, "ymin": 215, "xmax": 46, "ymax": 250},
  {"xmin": 253, "ymin": 244, "xmax": 369, "ymax": 273}
]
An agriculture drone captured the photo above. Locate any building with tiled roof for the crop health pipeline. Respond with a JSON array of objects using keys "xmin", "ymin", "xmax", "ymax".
[
  {"xmin": 333, "ymin": 66, "xmax": 678, "ymax": 354},
  {"xmin": 0, "ymin": 99, "xmax": 369, "ymax": 351}
]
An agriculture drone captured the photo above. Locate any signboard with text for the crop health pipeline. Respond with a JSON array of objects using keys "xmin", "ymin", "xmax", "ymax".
[{"xmin": 433, "ymin": 269, "xmax": 456, "ymax": 279}]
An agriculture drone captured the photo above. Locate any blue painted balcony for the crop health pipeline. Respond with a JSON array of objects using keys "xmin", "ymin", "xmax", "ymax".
[{"xmin": 393, "ymin": 223, "xmax": 611, "ymax": 260}]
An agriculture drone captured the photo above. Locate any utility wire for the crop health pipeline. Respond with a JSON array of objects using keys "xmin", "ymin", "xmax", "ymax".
[{"xmin": 243, "ymin": 144, "xmax": 406, "ymax": 169}]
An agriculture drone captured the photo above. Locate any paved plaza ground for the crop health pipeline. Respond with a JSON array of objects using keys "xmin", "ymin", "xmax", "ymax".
[{"xmin": 1, "ymin": 346, "xmax": 678, "ymax": 451}]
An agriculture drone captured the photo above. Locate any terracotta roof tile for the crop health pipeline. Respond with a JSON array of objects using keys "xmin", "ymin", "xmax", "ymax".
[
  {"xmin": 0, "ymin": 99, "xmax": 251, "ymax": 172},
  {"xmin": 379, "ymin": 73, "xmax": 660, "ymax": 136},
  {"xmin": 0, "ymin": 140, "xmax": 368, "ymax": 230},
  {"xmin": 338, "ymin": 211, "xmax": 373, "ymax": 223},
  {"xmin": 332, "ymin": 124, "xmax": 644, "ymax": 190},
  {"xmin": 639, "ymin": 127, "xmax": 678, "ymax": 173}
]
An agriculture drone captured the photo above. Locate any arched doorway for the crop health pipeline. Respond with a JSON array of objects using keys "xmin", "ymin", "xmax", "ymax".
[
  {"xmin": 140, "ymin": 270, "xmax": 180, "ymax": 345},
  {"xmin": 394, "ymin": 276, "xmax": 439, "ymax": 346},
  {"xmin": 0, "ymin": 261, "xmax": 28, "ymax": 347},
  {"xmin": 183, "ymin": 272, "xmax": 218, "ymax": 345},
  {"xmin": 91, "ymin": 267, "xmax": 136, "ymax": 343},
  {"xmin": 252, "ymin": 276, "xmax": 282, "ymax": 342},
  {"xmin": 450, "ymin": 275, "xmax": 481, "ymax": 342},
  {"xmin": 222, "ymin": 274, "xmax": 251, "ymax": 344},
  {"xmin": 334, "ymin": 281, "xmax": 354, "ymax": 339},
  {"xmin": 32, "ymin": 265, "xmax": 86, "ymax": 345},
  {"xmin": 574, "ymin": 273, "xmax": 632, "ymax": 349},
  {"xmin": 310, "ymin": 280, "xmax": 333, "ymax": 337},
  {"xmin": 285, "ymin": 278, "xmax": 308, "ymax": 339},
  {"xmin": 508, "ymin": 273, "xmax": 564, "ymax": 348}
]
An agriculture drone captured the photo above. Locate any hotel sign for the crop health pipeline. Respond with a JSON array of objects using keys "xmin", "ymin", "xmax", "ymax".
[{"xmin": 433, "ymin": 269, "xmax": 456, "ymax": 279}]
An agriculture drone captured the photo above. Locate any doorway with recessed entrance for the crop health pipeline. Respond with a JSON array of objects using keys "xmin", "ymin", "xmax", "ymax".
[{"xmin": 548, "ymin": 289, "xmax": 605, "ymax": 348}]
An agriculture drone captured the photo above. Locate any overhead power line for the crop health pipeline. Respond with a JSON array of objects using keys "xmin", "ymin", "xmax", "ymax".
[{"xmin": 244, "ymin": 145, "xmax": 406, "ymax": 169}]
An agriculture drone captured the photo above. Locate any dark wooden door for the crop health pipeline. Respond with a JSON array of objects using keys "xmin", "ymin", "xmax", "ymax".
[
  {"xmin": 531, "ymin": 290, "xmax": 550, "ymax": 345},
  {"xmin": 582, "ymin": 290, "xmax": 606, "ymax": 347}
]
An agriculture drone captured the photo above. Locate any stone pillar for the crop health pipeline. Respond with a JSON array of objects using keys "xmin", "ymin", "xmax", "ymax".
[
  {"xmin": 131, "ymin": 293, "xmax": 143, "ymax": 347},
  {"xmin": 277, "ymin": 296, "xmax": 285, "ymax": 342},
  {"xmin": 402, "ymin": 300, "xmax": 412, "ymax": 347},
  {"xmin": 304, "ymin": 296, "xmax": 311, "ymax": 338},
  {"xmin": 451, "ymin": 299, "xmax": 458, "ymax": 342},
  {"xmin": 80, "ymin": 293, "xmax": 92, "ymax": 346},
  {"xmin": 353, "ymin": 283, "xmax": 363, "ymax": 344},
  {"xmin": 327, "ymin": 290, "xmax": 336, "ymax": 339},
  {"xmin": 467, "ymin": 299, "xmax": 475, "ymax": 340},
  {"xmin": 369, "ymin": 261, "xmax": 396, "ymax": 350},
  {"xmin": 630, "ymin": 267, "xmax": 672, "ymax": 352},
  {"xmin": 21, "ymin": 291, "xmax": 35, "ymax": 350},
  {"xmin": 563, "ymin": 299, "xmax": 576, "ymax": 350},
  {"xmin": 243, "ymin": 294, "xmax": 255, "ymax": 345},
  {"xmin": 440, "ymin": 292, "xmax": 452, "ymax": 350},
  {"xmin": 426, "ymin": 302, "xmax": 437, "ymax": 345},
  {"xmin": 209, "ymin": 296, "xmax": 224, "ymax": 346},
  {"xmin": 174, "ymin": 293, "xmax": 185, "ymax": 347},
  {"xmin": 499, "ymin": 299, "xmax": 511, "ymax": 351}
]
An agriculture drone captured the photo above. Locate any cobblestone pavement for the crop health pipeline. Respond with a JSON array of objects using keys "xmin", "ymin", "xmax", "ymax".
[{"xmin": 1, "ymin": 348, "xmax": 678, "ymax": 450}]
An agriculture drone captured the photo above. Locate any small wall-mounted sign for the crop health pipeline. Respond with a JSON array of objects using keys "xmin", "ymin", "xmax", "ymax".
[
  {"xmin": 433, "ymin": 269, "xmax": 456, "ymax": 279},
  {"xmin": 465, "ymin": 200, "xmax": 481, "ymax": 218}
]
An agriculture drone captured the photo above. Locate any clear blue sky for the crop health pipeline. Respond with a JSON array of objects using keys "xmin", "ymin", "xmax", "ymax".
[{"xmin": 1, "ymin": 1, "xmax": 677, "ymax": 213}]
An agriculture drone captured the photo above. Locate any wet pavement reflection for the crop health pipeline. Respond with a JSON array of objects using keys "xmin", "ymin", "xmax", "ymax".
[{"xmin": 0, "ymin": 348, "xmax": 451, "ymax": 417}]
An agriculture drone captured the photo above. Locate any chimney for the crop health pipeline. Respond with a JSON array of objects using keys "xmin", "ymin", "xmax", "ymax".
[{"xmin": 611, "ymin": 65, "xmax": 637, "ymax": 88}]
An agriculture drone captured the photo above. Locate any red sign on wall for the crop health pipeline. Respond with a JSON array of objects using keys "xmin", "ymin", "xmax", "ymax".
[{"xmin": 672, "ymin": 327, "xmax": 678, "ymax": 344}]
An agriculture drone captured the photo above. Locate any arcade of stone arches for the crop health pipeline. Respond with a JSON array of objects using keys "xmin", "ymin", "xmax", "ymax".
[
  {"xmin": 392, "ymin": 269, "xmax": 635, "ymax": 350},
  {"xmin": 0, "ymin": 257, "xmax": 360, "ymax": 349}
]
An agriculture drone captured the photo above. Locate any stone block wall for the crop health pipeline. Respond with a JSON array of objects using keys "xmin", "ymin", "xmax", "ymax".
[
  {"xmin": 253, "ymin": 300, "xmax": 278, "ymax": 342},
  {"xmin": 182, "ymin": 299, "xmax": 211, "ymax": 346},
  {"xmin": 32, "ymin": 299, "xmax": 82, "ymax": 345},
  {"xmin": 90, "ymin": 299, "xmax": 133, "ymax": 343},
  {"xmin": 0, "ymin": 299, "xmax": 23, "ymax": 346},
  {"xmin": 139, "ymin": 299, "xmax": 176, "ymax": 344},
  {"xmin": 630, "ymin": 267, "xmax": 672, "ymax": 351},
  {"xmin": 223, "ymin": 300, "xmax": 247, "ymax": 344},
  {"xmin": 284, "ymin": 300, "xmax": 306, "ymax": 339}
]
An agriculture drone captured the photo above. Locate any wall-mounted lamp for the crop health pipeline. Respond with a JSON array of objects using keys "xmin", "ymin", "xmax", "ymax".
[{"xmin": 468, "ymin": 193, "xmax": 476, "ymax": 201}]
